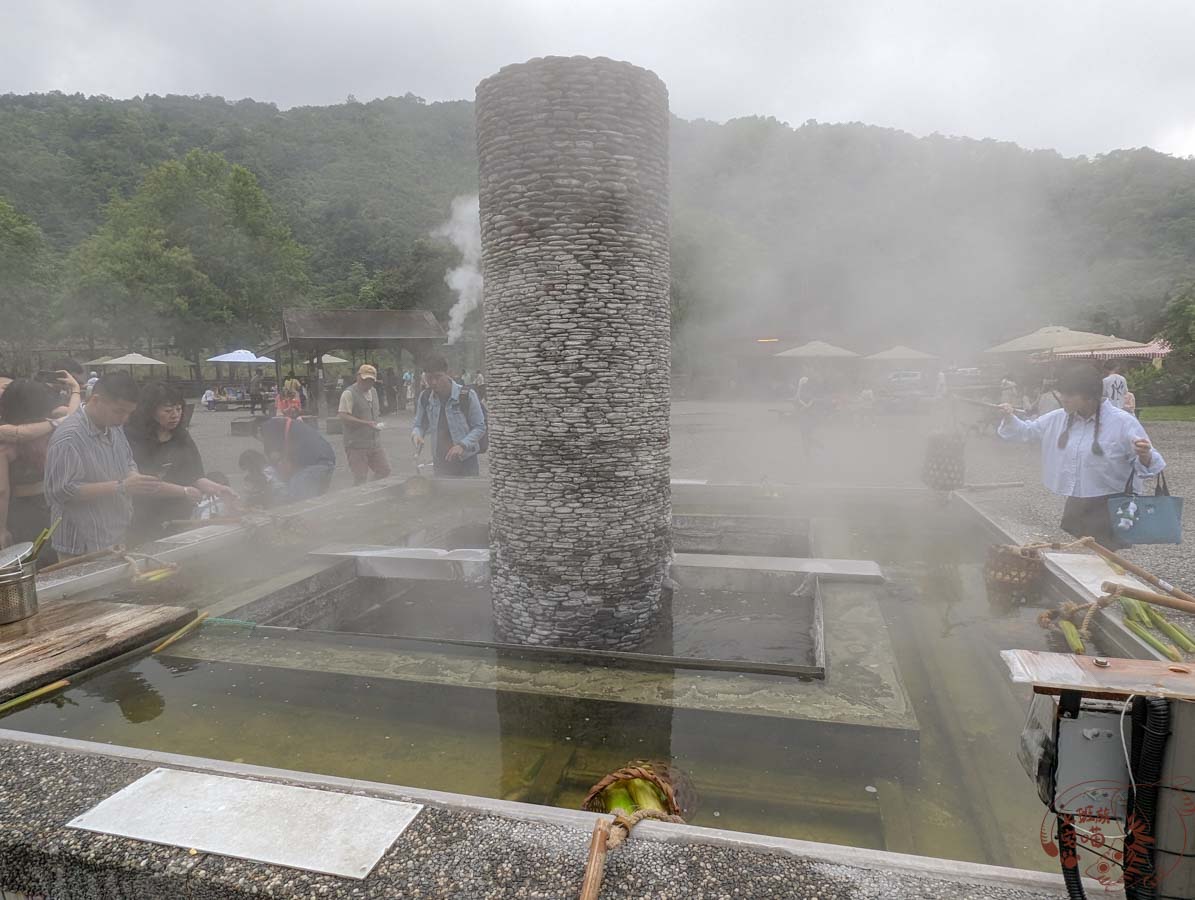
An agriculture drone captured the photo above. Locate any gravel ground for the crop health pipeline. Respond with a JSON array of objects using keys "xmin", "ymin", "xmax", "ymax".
[{"xmin": 0, "ymin": 739, "xmax": 1075, "ymax": 899}]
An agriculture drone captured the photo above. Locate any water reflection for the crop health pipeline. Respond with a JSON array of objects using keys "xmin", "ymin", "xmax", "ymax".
[{"xmin": 78, "ymin": 668, "xmax": 166, "ymax": 724}]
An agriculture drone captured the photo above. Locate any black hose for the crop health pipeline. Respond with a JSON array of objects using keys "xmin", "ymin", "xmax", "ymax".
[
  {"xmin": 1058, "ymin": 816, "xmax": 1088, "ymax": 899},
  {"xmin": 1124, "ymin": 697, "xmax": 1171, "ymax": 900}
]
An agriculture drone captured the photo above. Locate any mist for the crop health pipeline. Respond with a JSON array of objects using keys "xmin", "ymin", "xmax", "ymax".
[{"xmin": 435, "ymin": 194, "xmax": 483, "ymax": 345}]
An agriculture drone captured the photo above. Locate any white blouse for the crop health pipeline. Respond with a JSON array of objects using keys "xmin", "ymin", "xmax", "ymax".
[{"xmin": 998, "ymin": 401, "xmax": 1166, "ymax": 498}]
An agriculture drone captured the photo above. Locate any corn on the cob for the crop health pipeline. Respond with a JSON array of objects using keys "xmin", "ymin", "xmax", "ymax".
[
  {"xmin": 1144, "ymin": 606, "xmax": 1195, "ymax": 654},
  {"xmin": 1119, "ymin": 596, "xmax": 1150, "ymax": 626},
  {"xmin": 1125, "ymin": 618, "xmax": 1182, "ymax": 661},
  {"xmin": 1058, "ymin": 620, "xmax": 1085, "ymax": 654}
]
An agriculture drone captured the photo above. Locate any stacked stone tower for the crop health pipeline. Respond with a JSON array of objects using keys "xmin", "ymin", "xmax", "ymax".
[{"xmin": 477, "ymin": 56, "xmax": 672, "ymax": 650}]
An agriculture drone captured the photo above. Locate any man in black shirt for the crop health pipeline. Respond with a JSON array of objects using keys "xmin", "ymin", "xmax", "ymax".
[{"xmin": 255, "ymin": 415, "xmax": 337, "ymax": 501}]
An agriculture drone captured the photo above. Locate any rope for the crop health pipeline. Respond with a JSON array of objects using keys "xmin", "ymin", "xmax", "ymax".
[
  {"xmin": 1018, "ymin": 538, "xmax": 1090, "ymax": 553},
  {"xmin": 605, "ymin": 809, "xmax": 686, "ymax": 851}
]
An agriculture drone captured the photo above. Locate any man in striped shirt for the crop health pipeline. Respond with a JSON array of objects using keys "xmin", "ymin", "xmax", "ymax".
[{"xmin": 45, "ymin": 372, "xmax": 164, "ymax": 557}]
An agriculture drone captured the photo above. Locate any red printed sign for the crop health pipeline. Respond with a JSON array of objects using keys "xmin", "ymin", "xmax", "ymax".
[{"xmin": 1040, "ymin": 778, "xmax": 1195, "ymax": 891}]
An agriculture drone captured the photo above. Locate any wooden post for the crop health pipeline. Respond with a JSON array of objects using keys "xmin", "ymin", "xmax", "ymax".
[
  {"xmin": 578, "ymin": 820, "xmax": 610, "ymax": 900},
  {"xmin": 1101, "ymin": 582, "xmax": 1195, "ymax": 617},
  {"xmin": 312, "ymin": 345, "xmax": 324, "ymax": 419},
  {"xmin": 1087, "ymin": 540, "xmax": 1195, "ymax": 605}
]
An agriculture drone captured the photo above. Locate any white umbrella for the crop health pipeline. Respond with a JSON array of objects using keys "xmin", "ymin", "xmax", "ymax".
[
  {"xmin": 104, "ymin": 353, "xmax": 167, "ymax": 366},
  {"xmin": 774, "ymin": 340, "xmax": 859, "ymax": 359},
  {"xmin": 207, "ymin": 349, "xmax": 262, "ymax": 364},
  {"xmin": 317, "ymin": 354, "xmax": 348, "ymax": 364},
  {"xmin": 254, "ymin": 355, "xmax": 275, "ymax": 364},
  {"xmin": 865, "ymin": 345, "xmax": 938, "ymax": 361},
  {"xmin": 984, "ymin": 326, "xmax": 1145, "ymax": 355}
]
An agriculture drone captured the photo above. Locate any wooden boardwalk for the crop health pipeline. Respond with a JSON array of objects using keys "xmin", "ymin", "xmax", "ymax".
[{"xmin": 0, "ymin": 600, "xmax": 194, "ymax": 702}]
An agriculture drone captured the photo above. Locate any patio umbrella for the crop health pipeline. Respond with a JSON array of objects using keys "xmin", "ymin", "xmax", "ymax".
[
  {"xmin": 865, "ymin": 345, "xmax": 937, "ymax": 361},
  {"xmin": 318, "ymin": 354, "xmax": 348, "ymax": 364},
  {"xmin": 774, "ymin": 340, "xmax": 858, "ymax": 359},
  {"xmin": 1049, "ymin": 339, "xmax": 1172, "ymax": 362},
  {"xmin": 206, "ymin": 349, "xmax": 262, "ymax": 364},
  {"xmin": 84, "ymin": 355, "xmax": 114, "ymax": 367},
  {"xmin": 104, "ymin": 353, "xmax": 167, "ymax": 367},
  {"xmin": 984, "ymin": 326, "xmax": 1145, "ymax": 355}
]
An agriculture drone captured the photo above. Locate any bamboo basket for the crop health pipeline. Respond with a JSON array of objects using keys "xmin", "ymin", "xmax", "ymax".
[
  {"xmin": 984, "ymin": 544, "xmax": 1044, "ymax": 590},
  {"xmin": 921, "ymin": 433, "xmax": 966, "ymax": 492}
]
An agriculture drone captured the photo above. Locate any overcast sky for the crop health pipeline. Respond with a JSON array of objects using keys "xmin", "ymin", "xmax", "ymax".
[{"xmin": 3, "ymin": 0, "xmax": 1194, "ymax": 158}]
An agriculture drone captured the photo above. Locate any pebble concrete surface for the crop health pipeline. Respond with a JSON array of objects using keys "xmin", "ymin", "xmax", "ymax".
[{"xmin": 0, "ymin": 740, "xmax": 1087, "ymax": 898}]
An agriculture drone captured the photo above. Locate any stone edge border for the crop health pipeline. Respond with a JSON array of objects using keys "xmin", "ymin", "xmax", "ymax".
[
  {"xmin": 949, "ymin": 490, "xmax": 1166, "ymax": 662},
  {"xmin": 0, "ymin": 729, "xmax": 1088, "ymax": 896}
]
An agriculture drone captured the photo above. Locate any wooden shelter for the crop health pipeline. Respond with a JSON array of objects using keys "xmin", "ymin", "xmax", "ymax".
[{"xmin": 265, "ymin": 308, "xmax": 447, "ymax": 416}]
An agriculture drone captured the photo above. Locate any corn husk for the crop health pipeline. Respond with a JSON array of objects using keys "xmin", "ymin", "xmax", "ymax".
[
  {"xmin": 1144, "ymin": 606, "xmax": 1195, "ymax": 654},
  {"xmin": 1058, "ymin": 620, "xmax": 1085, "ymax": 654},
  {"xmin": 1125, "ymin": 619, "xmax": 1182, "ymax": 661}
]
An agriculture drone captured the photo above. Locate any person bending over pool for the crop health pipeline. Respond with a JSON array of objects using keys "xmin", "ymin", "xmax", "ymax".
[{"xmin": 998, "ymin": 365, "xmax": 1165, "ymax": 549}]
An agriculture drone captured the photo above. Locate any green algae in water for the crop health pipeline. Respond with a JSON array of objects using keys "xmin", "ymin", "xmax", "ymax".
[{"xmin": 1, "ymin": 530, "xmax": 1058, "ymax": 873}]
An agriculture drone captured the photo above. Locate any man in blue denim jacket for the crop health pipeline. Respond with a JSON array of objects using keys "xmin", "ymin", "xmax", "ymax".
[{"xmin": 411, "ymin": 355, "xmax": 486, "ymax": 476}]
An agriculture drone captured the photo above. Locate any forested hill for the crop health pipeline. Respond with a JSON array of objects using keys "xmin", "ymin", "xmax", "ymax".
[{"xmin": 3, "ymin": 90, "xmax": 1195, "ymax": 358}]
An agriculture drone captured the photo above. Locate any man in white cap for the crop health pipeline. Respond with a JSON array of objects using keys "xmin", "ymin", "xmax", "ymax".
[{"xmin": 337, "ymin": 364, "xmax": 391, "ymax": 485}]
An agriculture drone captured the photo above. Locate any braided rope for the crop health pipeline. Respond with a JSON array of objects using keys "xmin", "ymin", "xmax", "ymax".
[{"xmin": 606, "ymin": 808, "xmax": 686, "ymax": 850}]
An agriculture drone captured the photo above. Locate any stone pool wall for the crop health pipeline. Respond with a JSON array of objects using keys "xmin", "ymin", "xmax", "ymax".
[{"xmin": 476, "ymin": 56, "xmax": 672, "ymax": 649}]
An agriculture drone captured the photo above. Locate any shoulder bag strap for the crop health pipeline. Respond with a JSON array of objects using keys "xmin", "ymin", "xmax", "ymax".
[
  {"xmin": 458, "ymin": 386, "xmax": 476, "ymax": 427},
  {"xmin": 1123, "ymin": 466, "xmax": 1137, "ymax": 497},
  {"xmin": 1156, "ymin": 471, "xmax": 1170, "ymax": 497}
]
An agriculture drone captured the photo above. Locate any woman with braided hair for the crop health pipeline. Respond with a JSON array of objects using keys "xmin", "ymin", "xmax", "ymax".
[{"xmin": 998, "ymin": 365, "xmax": 1166, "ymax": 548}]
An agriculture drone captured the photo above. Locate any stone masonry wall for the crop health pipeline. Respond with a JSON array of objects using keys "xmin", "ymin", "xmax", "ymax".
[{"xmin": 477, "ymin": 56, "xmax": 672, "ymax": 650}]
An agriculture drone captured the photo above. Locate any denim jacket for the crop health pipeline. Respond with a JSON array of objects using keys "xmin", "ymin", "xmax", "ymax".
[{"xmin": 412, "ymin": 381, "xmax": 486, "ymax": 459}]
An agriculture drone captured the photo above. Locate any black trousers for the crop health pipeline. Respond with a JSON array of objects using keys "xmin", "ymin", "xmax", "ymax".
[{"xmin": 1061, "ymin": 495, "xmax": 1127, "ymax": 549}]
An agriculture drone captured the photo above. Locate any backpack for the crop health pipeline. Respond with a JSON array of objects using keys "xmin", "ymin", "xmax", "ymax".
[{"xmin": 419, "ymin": 386, "xmax": 489, "ymax": 453}]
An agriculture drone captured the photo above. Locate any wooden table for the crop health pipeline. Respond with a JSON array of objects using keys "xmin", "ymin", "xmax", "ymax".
[
  {"xmin": 0, "ymin": 600, "xmax": 195, "ymax": 702},
  {"xmin": 1003, "ymin": 648, "xmax": 1195, "ymax": 702}
]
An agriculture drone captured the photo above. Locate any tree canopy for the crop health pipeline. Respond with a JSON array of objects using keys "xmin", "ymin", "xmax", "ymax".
[
  {"xmin": 63, "ymin": 149, "xmax": 308, "ymax": 358},
  {"xmin": 0, "ymin": 195, "xmax": 56, "ymax": 359},
  {"xmin": 2, "ymin": 91, "xmax": 1195, "ymax": 370}
]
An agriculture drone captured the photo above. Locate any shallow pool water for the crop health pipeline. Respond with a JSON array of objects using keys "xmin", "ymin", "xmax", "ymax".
[{"xmin": 1, "ymin": 515, "xmax": 1102, "ymax": 872}]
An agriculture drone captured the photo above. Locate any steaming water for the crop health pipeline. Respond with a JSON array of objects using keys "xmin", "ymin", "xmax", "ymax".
[
  {"xmin": 336, "ymin": 581, "xmax": 818, "ymax": 668},
  {"xmin": 0, "ymin": 518, "xmax": 1096, "ymax": 872}
]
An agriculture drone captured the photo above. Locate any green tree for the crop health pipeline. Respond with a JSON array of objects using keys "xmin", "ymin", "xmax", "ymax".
[
  {"xmin": 72, "ymin": 149, "xmax": 309, "ymax": 357},
  {"xmin": 0, "ymin": 195, "xmax": 57, "ymax": 366},
  {"xmin": 1127, "ymin": 285, "xmax": 1195, "ymax": 405}
]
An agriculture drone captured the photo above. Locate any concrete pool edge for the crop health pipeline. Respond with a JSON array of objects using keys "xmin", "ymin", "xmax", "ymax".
[
  {"xmin": 0, "ymin": 729, "xmax": 1098, "ymax": 898},
  {"xmin": 949, "ymin": 490, "xmax": 1167, "ymax": 663}
]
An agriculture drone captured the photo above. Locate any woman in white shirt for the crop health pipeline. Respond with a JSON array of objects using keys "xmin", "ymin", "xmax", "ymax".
[{"xmin": 998, "ymin": 366, "xmax": 1165, "ymax": 548}]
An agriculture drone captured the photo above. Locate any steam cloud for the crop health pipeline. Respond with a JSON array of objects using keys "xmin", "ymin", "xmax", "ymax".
[{"xmin": 435, "ymin": 194, "xmax": 482, "ymax": 345}]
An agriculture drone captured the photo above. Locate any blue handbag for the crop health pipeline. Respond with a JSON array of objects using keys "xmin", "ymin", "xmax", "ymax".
[{"xmin": 1107, "ymin": 471, "xmax": 1183, "ymax": 545}]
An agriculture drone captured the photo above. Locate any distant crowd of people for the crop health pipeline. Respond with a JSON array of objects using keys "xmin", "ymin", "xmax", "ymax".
[{"xmin": 0, "ymin": 355, "xmax": 487, "ymax": 560}]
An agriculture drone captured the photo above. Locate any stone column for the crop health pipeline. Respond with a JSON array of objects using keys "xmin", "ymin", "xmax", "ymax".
[{"xmin": 477, "ymin": 56, "xmax": 671, "ymax": 650}]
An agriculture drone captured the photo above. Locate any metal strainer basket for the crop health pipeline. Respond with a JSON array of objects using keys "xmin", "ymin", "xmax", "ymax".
[{"xmin": 0, "ymin": 557, "xmax": 38, "ymax": 625}]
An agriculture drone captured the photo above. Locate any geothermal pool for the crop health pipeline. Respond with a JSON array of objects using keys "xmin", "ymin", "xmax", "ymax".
[{"xmin": 1, "ymin": 505, "xmax": 1102, "ymax": 873}]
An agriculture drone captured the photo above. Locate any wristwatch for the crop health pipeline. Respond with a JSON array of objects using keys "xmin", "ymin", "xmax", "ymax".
[{"xmin": 114, "ymin": 480, "xmax": 127, "ymax": 497}]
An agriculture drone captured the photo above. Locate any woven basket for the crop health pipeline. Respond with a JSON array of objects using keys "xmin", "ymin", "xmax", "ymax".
[
  {"xmin": 984, "ymin": 544, "xmax": 1044, "ymax": 589},
  {"xmin": 921, "ymin": 433, "xmax": 966, "ymax": 491}
]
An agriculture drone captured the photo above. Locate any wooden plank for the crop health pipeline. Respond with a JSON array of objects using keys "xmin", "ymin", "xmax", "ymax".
[
  {"xmin": 523, "ymin": 743, "xmax": 576, "ymax": 807},
  {"xmin": 0, "ymin": 600, "xmax": 195, "ymax": 702},
  {"xmin": 875, "ymin": 779, "xmax": 918, "ymax": 856},
  {"xmin": 1002, "ymin": 649, "xmax": 1195, "ymax": 701}
]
